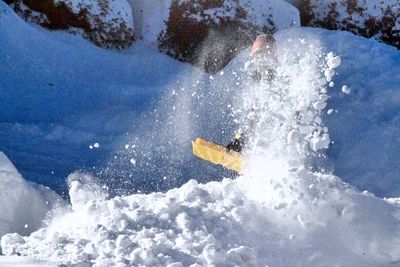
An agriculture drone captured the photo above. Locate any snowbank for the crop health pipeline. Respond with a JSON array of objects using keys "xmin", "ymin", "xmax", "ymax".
[
  {"xmin": 2, "ymin": 169, "xmax": 399, "ymax": 266},
  {"xmin": 0, "ymin": 152, "xmax": 64, "ymax": 241},
  {"xmin": 0, "ymin": 256, "xmax": 57, "ymax": 267},
  {"xmin": 301, "ymin": 0, "xmax": 400, "ymax": 48},
  {"xmin": 7, "ymin": 0, "xmax": 134, "ymax": 49}
]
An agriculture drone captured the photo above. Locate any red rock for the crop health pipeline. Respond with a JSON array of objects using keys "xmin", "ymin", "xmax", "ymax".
[
  {"xmin": 301, "ymin": 0, "xmax": 400, "ymax": 49},
  {"xmin": 8, "ymin": 0, "xmax": 134, "ymax": 49}
]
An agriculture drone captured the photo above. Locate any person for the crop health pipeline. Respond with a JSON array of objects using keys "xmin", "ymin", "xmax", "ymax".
[
  {"xmin": 249, "ymin": 33, "xmax": 277, "ymax": 82},
  {"xmin": 226, "ymin": 33, "xmax": 277, "ymax": 153},
  {"xmin": 226, "ymin": 131, "xmax": 246, "ymax": 152}
]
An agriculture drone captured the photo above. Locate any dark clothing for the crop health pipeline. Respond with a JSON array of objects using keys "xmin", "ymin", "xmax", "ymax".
[{"xmin": 226, "ymin": 135, "xmax": 246, "ymax": 153}]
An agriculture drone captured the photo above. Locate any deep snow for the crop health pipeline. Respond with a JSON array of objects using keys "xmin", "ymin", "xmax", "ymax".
[
  {"xmin": 1, "ymin": 0, "xmax": 400, "ymax": 266},
  {"xmin": 1, "ymin": 0, "xmax": 400, "ymax": 198},
  {"xmin": 0, "ymin": 152, "xmax": 64, "ymax": 238}
]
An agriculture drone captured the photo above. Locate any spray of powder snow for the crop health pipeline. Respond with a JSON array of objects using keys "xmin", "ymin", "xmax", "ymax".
[
  {"xmin": 2, "ymin": 31, "xmax": 400, "ymax": 266},
  {"xmin": 239, "ymin": 36, "xmax": 338, "ymax": 161},
  {"xmin": 234, "ymin": 32, "xmax": 346, "ymax": 223}
]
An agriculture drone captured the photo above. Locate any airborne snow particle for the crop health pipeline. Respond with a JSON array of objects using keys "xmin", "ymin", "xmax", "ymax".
[
  {"xmin": 342, "ymin": 85, "xmax": 351, "ymax": 94},
  {"xmin": 326, "ymin": 52, "xmax": 341, "ymax": 69},
  {"xmin": 130, "ymin": 158, "xmax": 136, "ymax": 165},
  {"xmin": 93, "ymin": 143, "xmax": 100, "ymax": 148}
]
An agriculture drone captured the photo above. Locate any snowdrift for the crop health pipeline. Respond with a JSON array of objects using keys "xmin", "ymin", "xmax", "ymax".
[
  {"xmin": 3, "ymin": 171, "xmax": 400, "ymax": 266},
  {"xmin": 0, "ymin": 152, "xmax": 63, "ymax": 239}
]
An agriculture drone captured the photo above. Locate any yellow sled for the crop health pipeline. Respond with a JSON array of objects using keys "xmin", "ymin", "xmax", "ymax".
[{"xmin": 192, "ymin": 137, "xmax": 244, "ymax": 173}]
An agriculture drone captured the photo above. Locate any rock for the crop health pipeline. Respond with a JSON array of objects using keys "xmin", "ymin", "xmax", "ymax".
[
  {"xmin": 301, "ymin": 0, "xmax": 400, "ymax": 49},
  {"xmin": 8, "ymin": 0, "xmax": 134, "ymax": 49},
  {"xmin": 158, "ymin": 0, "xmax": 299, "ymax": 73}
]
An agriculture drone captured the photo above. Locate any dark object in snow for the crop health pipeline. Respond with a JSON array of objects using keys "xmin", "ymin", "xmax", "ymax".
[{"xmin": 226, "ymin": 132, "xmax": 246, "ymax": 153}]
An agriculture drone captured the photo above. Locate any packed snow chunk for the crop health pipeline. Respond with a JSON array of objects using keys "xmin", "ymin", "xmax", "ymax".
[
  {"xmin": 326, "ymin": 52, "xmax": 341, "ymax": 70},
  {"xmin": 324, "ymin": 68, "xmax": 335, "ymax": 82},
  {"xmin": 342, "ymin": 85, "xmax": 351, "ymax": 94},
  {"xmin": 67, "ymin": 172, "xmax": 107, "ymax": 211},
  {"xmin": 0, "ymin": 152, "xmax": 64, "ymax": 238},
  {"xmin": 310, "ymin": 132, "xmax": 330, "ymax": 151},
  {"xmin": 312, "ymin": 100, "xmax": 327, "ymax": 110}
]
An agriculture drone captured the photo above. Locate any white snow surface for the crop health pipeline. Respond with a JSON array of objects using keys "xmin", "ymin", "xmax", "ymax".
[
  {"xmin": 2, "ymin": 167, "xmax": 400, "ymax": 266},
  {"xmin": 127, "ymin": 0, "xmax": 171, "ymax": 42},
  {"xmin": 0, "ymin": 152, "xmax": 64, "ymax": 240},
  {"xmin": 0, "ymin": 256, "xmax": 57, "ymax": 267},
  {"xmin": 1, "ymin": 1, "xmax": 400, "ymax": 266}
]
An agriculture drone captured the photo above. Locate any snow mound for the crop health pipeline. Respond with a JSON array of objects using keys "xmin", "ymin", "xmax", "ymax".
[
  {"xmin": 2, "ymin": 170, "xmax": 400, "ymax": 266},
  {"xmin": 0, "ymin": 152, "xmax": 64, "ymax": 241},
  {"xmin": 0, "ymin": 256, "xmax": 57, "ymax": 267}
]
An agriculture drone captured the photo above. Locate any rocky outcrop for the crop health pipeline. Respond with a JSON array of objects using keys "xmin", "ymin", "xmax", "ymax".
[
  {"xmin": 158, "ymin": 0, "xmax": 299, "ymax": 73},
  {"xmin": 7, "ymin": 0, "xmax": 134, "ymax": 49},
  {"xmin": 301, "ymin": 0, "xmax": 400, "ymax": 49}
]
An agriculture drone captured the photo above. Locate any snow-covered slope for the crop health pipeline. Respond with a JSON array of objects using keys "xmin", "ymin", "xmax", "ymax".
[
  {"xmin": 1, "ymin": 0, "xmax": 400, "ymax": 197},
  {"xmin": 1, "ymin": 0, "xmax": 400, "ymax": 265},
  {"xmin": 3, "ymin": 170, "xmax": 400, "ymax": 266},
  {"xmin": 0, "ymin": 151, "xmax": 64, "ymax": 239},
  {"xmin": 0, "ymin": 0, "xmax": 193, "ymax": 196},
  {"xmin": 2, "ymin": 17, "xmax": 400, "ymax": 265}
]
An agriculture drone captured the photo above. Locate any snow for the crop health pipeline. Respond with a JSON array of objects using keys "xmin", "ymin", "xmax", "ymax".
[
  {"xmin": 0, "ymin": 256, "xmax": 57, "ymax": 267},
  {"xmin": 1, "ymin": 0, "xmax": 400, "ymax": 265},
  {"xmin": 341, "ymin": 85, "xmax": 351, "ymax": 94},
  {"xmin": 2, "ymin": 168, "xmax": 400, "ymax": 266},
  {"xmin": 58, "ymin": 0, "xmax": 134, "ymax": 28},
  {"xmin": 308, "ymin": 0, "xmax": 400, "ymax": 26},
  {"xmin": 127, "ymin": 0, "xmax": 172, "ymax": 42},
  {"xmin": 0, "ymin": 151, "xmax": 64, "ymax": 240}
]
